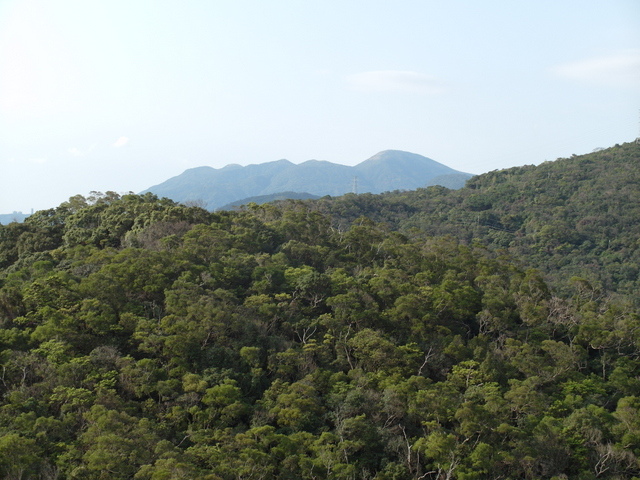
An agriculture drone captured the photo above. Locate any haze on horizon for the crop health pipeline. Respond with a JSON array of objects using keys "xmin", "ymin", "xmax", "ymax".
[{"xmin": 1, "ymin": 0, "xmax": 639, "ymax": 213}]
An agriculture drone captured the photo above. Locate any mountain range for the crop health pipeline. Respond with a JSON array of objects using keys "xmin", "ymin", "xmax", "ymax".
[{"xmin": 142, "ymin": 150, "xmax": 472, "ymax": 210}]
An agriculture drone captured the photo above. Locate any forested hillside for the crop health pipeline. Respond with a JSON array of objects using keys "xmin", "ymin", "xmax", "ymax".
[
  {"xmin": 302, "ymin": 141, "xmax": 640, "ymax": 301},
  {"xmin": 1, "ymin": 158, "xmax": 639, "ymax": 479}
]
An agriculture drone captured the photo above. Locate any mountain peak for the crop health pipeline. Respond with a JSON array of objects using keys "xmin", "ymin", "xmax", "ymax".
[
  {"xmin": 370, "ymin": 149, "xmax": 415, "ymax": 157},
  {"xmin": 221, "ymin": 163, "xmax": 242, "ymax": 171},
  {"xmin": 360, "ymin": 150, "xmax": 440, "ymax": 165}
]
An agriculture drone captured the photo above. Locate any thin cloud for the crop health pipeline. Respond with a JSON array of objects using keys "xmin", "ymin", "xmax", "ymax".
[
  {"xmin": 553, "ymin": 50, "xmax": 640, "ymax": 88},
  {"xmin": 68, "ymin": 145, "xmax": 95, "ymax": 157},
  {"xmin": 347, "ymin": 70, "xmax": 446, "ymax": 94},
  {"xmin": 113, "ymin": 136, "xmax": 130, "ymax": 148},
  {"xmin": 29, "ymin": 157, "xmax": 48, "ymax": 164}
]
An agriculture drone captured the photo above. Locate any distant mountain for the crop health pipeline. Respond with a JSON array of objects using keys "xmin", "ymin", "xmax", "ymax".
[
  {"xmin": 352, "ymin": 150, "xmax": 465, "ymax": 193},
  {"xmin": 0, "ymin": 211, "xmax": 30, "ymax": 225},
  {"xmin": 142, "ymin": 150, "xmax": 472, "ymax": 210},
  {"xmin": 218, "ymin": 191, "xmax": 321, "ymax": 210}
]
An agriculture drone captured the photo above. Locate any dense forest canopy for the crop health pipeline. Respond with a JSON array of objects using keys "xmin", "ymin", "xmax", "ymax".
[{"xmin": 0, "ymin": 142, "xmax": 638, "ymax": 479}]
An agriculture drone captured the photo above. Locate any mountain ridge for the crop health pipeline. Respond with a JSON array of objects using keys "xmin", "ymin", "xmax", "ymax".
[{"xmin": 142, "ymin": 150, "xmax": 472, "ymax": 210}]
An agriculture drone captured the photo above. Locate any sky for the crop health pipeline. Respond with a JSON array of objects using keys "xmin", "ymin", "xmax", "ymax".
[{"xmin": 1, "ymin": 1, "xmax": 639, "ymax": 213}]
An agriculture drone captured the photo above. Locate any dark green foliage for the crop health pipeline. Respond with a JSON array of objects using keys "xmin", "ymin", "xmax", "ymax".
[{"xmin": 0, "ymin": 142, "xmax": 639, "ymax": 479}]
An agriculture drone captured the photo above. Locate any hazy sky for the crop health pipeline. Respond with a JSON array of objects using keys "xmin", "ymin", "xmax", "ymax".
[{"xmin": 1, "ymin": 1, "xmax": 639, "ymax": 213}]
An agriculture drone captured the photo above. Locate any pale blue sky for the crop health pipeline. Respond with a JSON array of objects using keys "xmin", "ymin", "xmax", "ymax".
[{"xmin": 1, "ymin": 0, "xmax": 639, "ymax": 212}]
